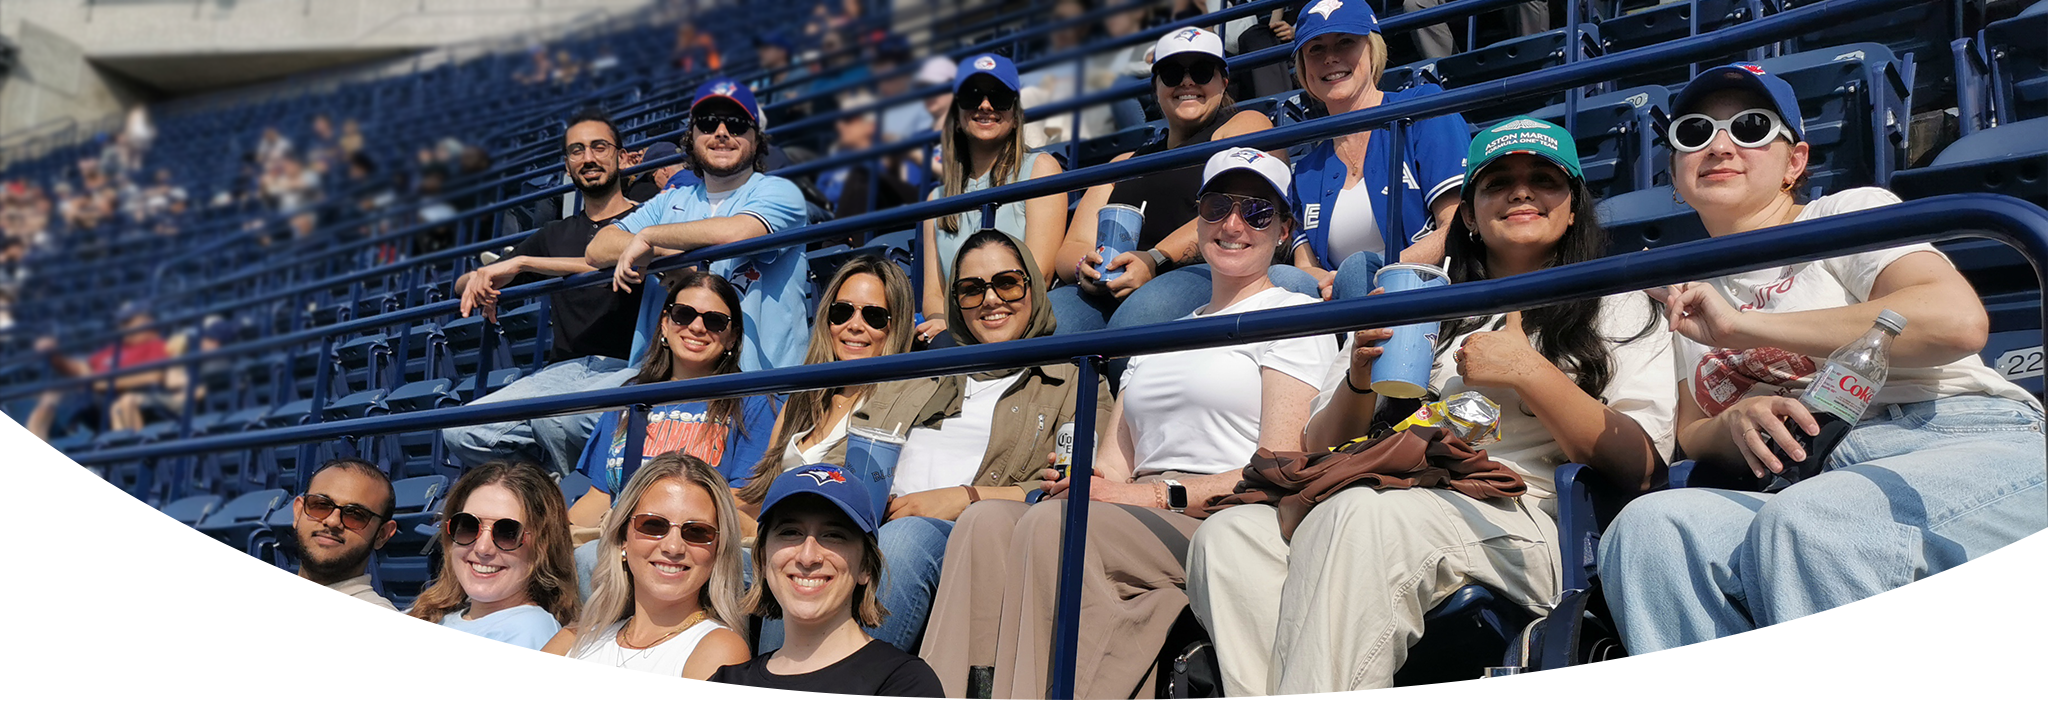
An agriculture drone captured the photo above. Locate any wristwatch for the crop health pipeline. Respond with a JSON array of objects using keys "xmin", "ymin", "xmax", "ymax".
[
  {"xmin": 1162, "ymin": 479, "xmax": 1188, "ymax": 513},
  {"xmin": 1147, "ymin": 247, "xmax": 1173, "ymax": 274}
]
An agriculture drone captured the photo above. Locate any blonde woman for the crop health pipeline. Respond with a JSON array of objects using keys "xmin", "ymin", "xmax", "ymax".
[{"xmin": 544, "ymin": 452, "xmax": 752, "ymax": 678}]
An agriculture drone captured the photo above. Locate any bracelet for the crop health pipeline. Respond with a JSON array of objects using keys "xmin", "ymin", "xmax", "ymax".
[
  {"xmin": 1345, "ymin": 369, "xmax": 1372, "ymax": 395},
  {"xmin": 962, "ymin": 485, "xmax": 981, "ymax": 503}
]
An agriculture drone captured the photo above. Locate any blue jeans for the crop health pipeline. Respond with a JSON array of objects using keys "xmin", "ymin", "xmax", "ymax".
[
  {"xmin": 1048, "ymin": 262, "xmax": 1334, "ymax": 334},
  {"xmin": 756, "ymin": 515, "xmax": 955, "ymax": 654},
  {"xmin": 441, "ymin": 355, "xmax": 635, "ymax": 477},
  {"xmin": 1599, "ymin": 395, "xmax": 2046, "ymax": 653}
]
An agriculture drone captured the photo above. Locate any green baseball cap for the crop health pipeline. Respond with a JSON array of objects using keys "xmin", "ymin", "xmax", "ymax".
[{"xmin": 1461, "ymin": 116, "xmax": 1583, "ymax": 200}]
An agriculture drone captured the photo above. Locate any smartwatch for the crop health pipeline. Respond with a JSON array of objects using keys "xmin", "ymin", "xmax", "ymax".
[
  {"xmin": 1163, "ymin": 479, "xmax": 1188, "ymax": 513},
  {"xmin": 1146, "ymin": 247, "xmax": 1173, "ymax": 274}
]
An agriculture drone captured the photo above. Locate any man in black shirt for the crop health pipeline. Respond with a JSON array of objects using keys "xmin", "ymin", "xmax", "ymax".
[{"xmin": 443, "ymin": 107, "xmax": 644, "ymax": 474}]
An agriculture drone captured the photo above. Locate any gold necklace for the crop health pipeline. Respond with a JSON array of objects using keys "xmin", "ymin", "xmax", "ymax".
[{"xmin": 619, "ymin": 610, "xmax": 708, "ymax": 650}]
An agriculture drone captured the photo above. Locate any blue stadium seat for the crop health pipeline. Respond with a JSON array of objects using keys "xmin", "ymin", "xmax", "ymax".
[
  {"xmin": 1433, "ymin": 24, "xmax": 1609, "ymax": 123},
  {"xmin": 1746, "ymin": 43, "xmax": 1912, "ymax": 193},
  {"xmin": 195, "ymin": 488, "xmax": 291, "ymax": 550},
  {"xmin": 160, "ymin": 494, "xmax": 225, "ymax": 527},
  {"xmin": 1530, "ymin": 85, "xmax": 1673, "ymax": 199},
  {"xmin": 1596, "ymin": 186, "xmax": 1707, "ymax": 252},
  {"xmin": 251, "ymin": 504, "xmax": 299, "ymax": 566},
  {"xmin": 560, "ymin": 471, "xmax": 595, "ymax": 505},
  {"xmin": 1982, "ymin": 1, "xmax": 2048, "ymax": 123}
]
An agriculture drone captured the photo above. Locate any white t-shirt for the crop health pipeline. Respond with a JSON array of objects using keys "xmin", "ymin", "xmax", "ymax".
[
  {"xmin": 891, "ymin": 372, "xmax": 1025, "ymax": 495},
  {"xmin": 704, "ymin": 188, "xmax": 733, "ymax": 215},
  {"xmin": 1313, "ymin": 293, "xmax": 1678, "ymax": 501},
  {"xmin": 1676, "ymin": 187, "xmax": 2039, "ymax": 418},
  {"xmin": 1122, "ymin": 287, "xmax": 1337, "ymax": 475},
  {"xmin": 1325, "ymin": 181, "xmax": 1385, "ymax": 263},
  {"xmin": 778, "ymin": 403, "xmax": 857, "ymax": 471}
]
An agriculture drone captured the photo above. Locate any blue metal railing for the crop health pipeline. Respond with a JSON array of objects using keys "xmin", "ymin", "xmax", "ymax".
[
  {"xmin": 4, "ymin": 0, "xmax": 1905, "ymax": 407},
  {"xmin": 63, "ymin": 195, "xmax": 2048, "ymax": 697}
]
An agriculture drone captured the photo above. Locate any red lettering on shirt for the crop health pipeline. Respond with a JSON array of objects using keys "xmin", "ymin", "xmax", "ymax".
[{"xmin": 1692, "ymin": 346, "xmax": 1818, "ymax": 415}]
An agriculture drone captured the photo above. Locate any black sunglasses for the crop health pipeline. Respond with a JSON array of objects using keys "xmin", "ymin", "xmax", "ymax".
[
  {"xmin": 445, "ymin": 512, "xmax": 526, "ymax": 552},
  {"xmin": 954, "ymin": 85, "xmax": 1018, "ymax": 112},
  {"xmin": 629, "ymin": 513, "xmax": 719, "ymax": 545},
  {"xmin": 665, "ymin": 302, "xmax": 734, "ymax": 333},
  {"xmin": 1153, "ymin": 59, "xmax": 1222, "ymax": 87},
  {"xmin": 827, "ymin": 301, "xmax": 892, "ymax": 329},
  {"xmin": 953, "ymin": 269, "xmax": 1029, "ymax": 310},
  {"xmin": 693, "ymin": 112, "xmax": 755, "ymax": 136},
  {"xmin": 1197, "ymin": 192, "xmax": 1283, "ymax": 230},
  {"xmin": 300, "ymin": 493, "xmax": 384, "ymax": 532}
]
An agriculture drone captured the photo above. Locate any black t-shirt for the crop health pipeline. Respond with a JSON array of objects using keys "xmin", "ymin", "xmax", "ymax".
[
  {"xmin": 1105, "ymin": 111, "xmax": 1233, "ymax": 252},
  {"xmin": 708, "ymin": 639, "xmax": 944, "ymax": 697},
  {"xmin": 505, "ymin": 206, "xmax": 640, "ymax": 362}
]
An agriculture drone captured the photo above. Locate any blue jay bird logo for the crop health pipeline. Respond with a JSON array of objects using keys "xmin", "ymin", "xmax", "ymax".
[
  {"xmin": 710, "ymin": 81, "xmax": 739, "ymax": 97},
  {"xmin": 1173, "ymin": 28, "xmax": 1203, "ymax": 43},
  {"xmin": 799, "ymin": 468, "xmax": 847, "ymax": 486}
]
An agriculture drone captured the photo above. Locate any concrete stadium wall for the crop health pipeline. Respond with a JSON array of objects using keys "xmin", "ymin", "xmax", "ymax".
[{"xmin": 0, "ymin": 0, "xmax": 655, "ymax": 137}]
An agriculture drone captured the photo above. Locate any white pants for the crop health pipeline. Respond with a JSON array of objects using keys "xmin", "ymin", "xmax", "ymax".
[{"xmin": 1186, "ymin": 486, "xmax": 1561, "ymax": 695}]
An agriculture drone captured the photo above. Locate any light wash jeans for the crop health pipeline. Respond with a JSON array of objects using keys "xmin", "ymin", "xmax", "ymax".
[
  {"xmin": 1047, "ymin": 259, "xmax": 1359, "ymax": 334},
  {"xmin": 755, "ymin": 515, "xmax": 955, "ymax": 654},
  {"xmin": 441, "ymin": 355, "xmax": 635, "ymax": 477},
  {"xmin": 1600, "ymin": 395, "xmax": 2046, "ymax": 653}
]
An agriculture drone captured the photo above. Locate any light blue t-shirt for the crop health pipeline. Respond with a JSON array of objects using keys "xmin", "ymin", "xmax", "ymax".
[
  {"xmin": 440, "ymin": 605, "xmax": 561, "ymax": 651},
  {"xmin": 929, "ymin": 151, "xmax": 1047, "ymax": 280},
  {"xmin": 613, "ymin": 171, "xmax": 812, "ymax": 372}
]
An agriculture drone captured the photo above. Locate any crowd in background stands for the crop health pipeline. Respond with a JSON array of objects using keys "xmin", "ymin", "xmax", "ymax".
[{"xmin": 12, "ymin": 0, "xmax": 2045, "ymax": 702}]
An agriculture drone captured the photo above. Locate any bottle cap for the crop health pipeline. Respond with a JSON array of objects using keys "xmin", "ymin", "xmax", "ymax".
[{"xmin": 1876, "ymin": 309, "xmax": 1907, "ymax": 335}]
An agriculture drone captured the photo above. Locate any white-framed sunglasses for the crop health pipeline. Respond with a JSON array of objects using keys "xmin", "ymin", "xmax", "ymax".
[{"xmin": 1667, "ymin": 109, "xmax": 1796, "ymax": 153}]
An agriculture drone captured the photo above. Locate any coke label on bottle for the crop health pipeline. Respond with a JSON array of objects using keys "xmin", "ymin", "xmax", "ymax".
[{"xmin": 1760, "ymin": 310, "xmax": 1904, "ymax": 491}]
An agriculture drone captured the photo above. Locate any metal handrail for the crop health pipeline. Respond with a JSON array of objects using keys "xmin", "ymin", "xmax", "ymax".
[{"xmin": 0, "ymin": 0, "xmax": 1928, "ymax": 402}]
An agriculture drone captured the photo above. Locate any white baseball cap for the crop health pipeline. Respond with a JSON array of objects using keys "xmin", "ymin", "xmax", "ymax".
[
  {"xmin": 915, "ymin": 56, "xmax": 958, "ymax": 87},
  {"xmin": 1200, "ymin": 146, "xmax": 1292, "ymax": 199},
  {"xmin": 1154, "ymin": 26, "xmax": 1225, "ymax": 65}
]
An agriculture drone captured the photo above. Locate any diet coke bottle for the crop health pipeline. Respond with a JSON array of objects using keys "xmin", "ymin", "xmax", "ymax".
[{"xmin": 1762, "ymin": 309, "xmax": 1906, "ymax": 490}]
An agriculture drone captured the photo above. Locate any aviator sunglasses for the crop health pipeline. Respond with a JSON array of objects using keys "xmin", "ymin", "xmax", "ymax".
[
  {"xmin": 1197, "ymin": 192, "xmax": 1282, "ymax": 230},
  {"xmin": 629, "ymin": 513, "xmax": 719, "ymax": 545},
  {"xmin": 299, "ymin": 493, "xmax": 384, "ymax": 532}
]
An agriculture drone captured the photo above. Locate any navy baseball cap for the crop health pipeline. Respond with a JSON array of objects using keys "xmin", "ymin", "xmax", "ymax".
[
  {"xmin": 201, "ymin": 316, "xmax": 238, "ymax": 344},
  {"xmin": 954, "ymin": 53, "xmax": 1022, "ymax": 95},
  {"xmin": 754, "ymin": 31, "xmax": 793, "ymax": 52},
  {"xmin": 1672, "ymin": 63, "xmax": 1805, "ymax": 141},
  {"xmin": 758, "ymin": 463, "xmax": 881, "ymax": 534},
  {"xmin": 1294, "ymin": 0, "xmax": 1382, "ymax": 56},
  {"xmin": 692, "ymin": 77, "xmax": 764, "ymax": 129},
  {"xmin": 641, "ymin": 141, "xmax": 682, "ymax": 164},
  {"xmin": 116, "ymin": 300, "xmax": 151, "ymax": 324}
]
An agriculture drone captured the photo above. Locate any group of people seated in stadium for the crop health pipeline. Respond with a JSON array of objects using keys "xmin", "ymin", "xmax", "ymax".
[{"xmin": 270, "ymin": 3, "xmax": 2040, "ymax": 699}]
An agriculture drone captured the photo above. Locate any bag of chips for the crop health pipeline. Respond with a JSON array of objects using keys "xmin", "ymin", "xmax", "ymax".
[{"xmin": 1392, "ymin": 391, "xmax": 1502, "ymax": 446}]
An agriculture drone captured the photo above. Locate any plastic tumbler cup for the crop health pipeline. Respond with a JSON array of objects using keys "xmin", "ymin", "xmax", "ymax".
[
  {"xmin": 1093, "ymin": 203, "xmax": 1144, "ymax": 283},
  {"xmin": 1368, "ymin": 262, "xmax": 1450, "ymax": 399},
  {"xmin": 845, "ymin": 426, "xmax": 908, "ymax": 520}
]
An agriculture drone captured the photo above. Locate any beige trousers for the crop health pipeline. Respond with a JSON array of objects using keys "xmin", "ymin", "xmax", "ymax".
[
  {"xmin": 920, "ymin": 499, "xmax": 1203, "ymax": 699},
  {"xmin": 1185, "ymin": 486, "xmax": 1560, "ymax": 695}
]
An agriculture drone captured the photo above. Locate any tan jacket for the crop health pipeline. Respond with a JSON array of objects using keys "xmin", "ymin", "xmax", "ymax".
[{"xmin": 853, "ymin": 366, "xmax": 1112, "ymax": 488}]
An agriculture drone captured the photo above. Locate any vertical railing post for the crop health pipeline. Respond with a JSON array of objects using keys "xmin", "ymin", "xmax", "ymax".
[
  {"xmin": 621, "ymin": 403, "xmax": 651, "ymax": 484},
  {"xmin": 1048, "ymin": 354, "xmax": 1102, "ymax": 700}
]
